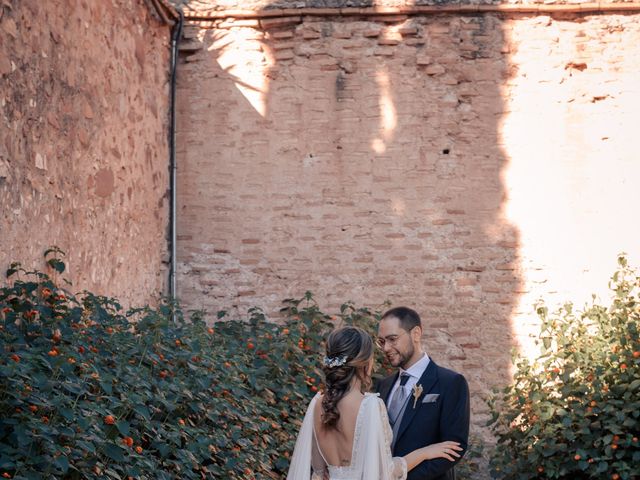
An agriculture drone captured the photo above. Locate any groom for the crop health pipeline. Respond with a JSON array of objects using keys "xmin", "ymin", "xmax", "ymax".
[{"xmin": 376, "ymin": 307, "xmax": 470, "ymax": 480}]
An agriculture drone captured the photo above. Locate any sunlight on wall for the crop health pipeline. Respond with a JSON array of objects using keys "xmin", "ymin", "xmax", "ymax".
[
  {"xmin": 209, "ymin": 29, "xmax": 271, "ymax": 117},
  {"xmin": 371, "ymin": 67, "xmax": 397, "ymax": 154},
  {"xmin": 500, "ymin": 25, "xmax": 640, "ymax": 357}
]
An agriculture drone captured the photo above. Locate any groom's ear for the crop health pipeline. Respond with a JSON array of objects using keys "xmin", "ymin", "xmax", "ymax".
[{"xmin": 410, "ymin": 325, "xmax": 423, "ymax": 343}]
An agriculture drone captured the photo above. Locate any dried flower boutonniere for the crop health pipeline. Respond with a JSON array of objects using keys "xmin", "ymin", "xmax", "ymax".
[{"xmin": 412, "ymin": 383, "xmax": 423, "ymax": 408}]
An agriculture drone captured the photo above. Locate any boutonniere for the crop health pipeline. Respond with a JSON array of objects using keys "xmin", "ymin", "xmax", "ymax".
[{"xmin": 412, "ymin": 384, "xmax": 423, "ymax": 408}]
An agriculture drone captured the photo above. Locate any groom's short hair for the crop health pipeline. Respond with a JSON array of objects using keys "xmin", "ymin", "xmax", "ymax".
[{"xmin": 381, "ymin": 306, "xmax": 422, "ymax": 332}]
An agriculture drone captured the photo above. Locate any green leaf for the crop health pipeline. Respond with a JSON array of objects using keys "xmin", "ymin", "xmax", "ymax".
[
  {"xmin": 54, "ymin": 456, "xmax": 69, "ymax": 473},
  {"xmin": 46, "ymin": 258, "xmax": 65, "ymax": 274},
  {"xmin": 103, "ymin": 443, "xmax": 125, "ymax": 462}
]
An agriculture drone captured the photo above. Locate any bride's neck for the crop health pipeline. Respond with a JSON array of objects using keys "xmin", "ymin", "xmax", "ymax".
[{"xmin": 349, "ymin": 375, "xmax": 364, "ymax": 394}]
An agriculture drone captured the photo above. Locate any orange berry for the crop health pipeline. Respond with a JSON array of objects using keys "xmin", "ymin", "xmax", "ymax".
[
  {"xmin": 105, "ymin": 327, "xmax": 114, "ymax": 334},
  {"xmin": 244, "ymin": 468, "xmax": 252, "ymax": 476},
  {"xmin": 2, "ymin": 307, "xmax": 11, "ymax": 314},
  {"xmin": 612, "ymin": 474, "xmax": 620, "ymax": 480},
  {"xmin": 29, "ymin": 405, "xmax": 38, "ymax": 413},
  {"xmin": 224, "ymin": 362, "xmax": 232, "ymax": 368},
  {"xmin": 78, "ymin": 346, "xmax": 85, "ymax": 354},
  {"xmin": 311, "ymin": 386, "xmax": 318, "ymax": 392},
  {"xmin": 537, "ymin": 466, "xmax": 544, "ymax": 473},
  {"xmin": 159, "ymin": 370, "xmax": 168, "ymax": 378},
  {"xmin": 590, "ymin": 401, "xmax": 597, "ymax": 407},
  {"xmin": 41, "ymin": 416, "xmax": 49, "ymax": 424},
  {"xmin": 611, "ymin": 444, "xmax": 618, "ymax": 450},
  {"xmin": 175, "ymin": 339, "xmax": 181, "ymax": 347},
  {"xmin": 42, "ymin": 288, "xmax": 52, "ymax": 297},
  {"xmin": 208, "ymin": 328, "xmax": 214, "ymax": 334},
  {"xmin": 104, "ymin": 415, "xmax": 115, "ymax": 425},
  {"xmin": 67, "ymin": 358, "xmax": 76, "ymax": 364},
  {"xmin": 620, "ymin": 363, "xmax": 627, "ymax": 370},
  {"xmin": 52, "ymin": 330, "xmax": 62, "ymax": 342},
  {"xmin": 10, "ymin": 354, "xmax": 20, "ymax": 362},
  {"xmin": 633, "ymin": 351, "xmax": 640, "ymax": 358},
  {"xmin": 282, "ymin": 328, "xmax": 289, "ymax": 335},
  {"xmin": 247, "ymin": 342, "xmax": 255, "ymax": 350},
  {"xmin": 613, "ymin": 435, "xmax": 620, "ymax": 443},
  {"xmin": 3, "ymin": 473, "xmax": 11, "ymax": 478},
  {"xmin": 178, "ymin": 419, "xmax": 185, "ymax": 426},
  {"xmin": 574, "ymin": 454, "xmax": 581, "ymax": 461},
  {"xmin": 48, "ymin": 349, "xmax": 59, "ymax": 357},
  {"xmin": 135, "ymin": 446, "xmax": 143, "ymax": 454}
]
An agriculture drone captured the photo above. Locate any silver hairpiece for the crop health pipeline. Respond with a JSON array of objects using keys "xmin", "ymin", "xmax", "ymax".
[{"xmin": 323, "ymin": 355, "xmax": 348, "ymax": 368}]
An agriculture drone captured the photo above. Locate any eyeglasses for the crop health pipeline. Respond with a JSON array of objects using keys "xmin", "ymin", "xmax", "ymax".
[{"xmin": 376, "ymin": 330, "xmax": 410, "ymax": 349}]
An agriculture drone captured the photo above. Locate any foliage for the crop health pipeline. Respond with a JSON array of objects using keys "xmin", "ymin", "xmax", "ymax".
[
  {"xmin": 0, "ymin": 250, "xmax": 481, "ymax": 479},
  {"xmin": 488, "ymin": 255, "xmax": 640, "ymax": 480}
]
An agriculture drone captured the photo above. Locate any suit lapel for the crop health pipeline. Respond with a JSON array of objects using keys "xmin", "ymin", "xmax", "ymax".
[{"xmin": 394, "ymin": 360, "xmax": 439, "ymax": 444}]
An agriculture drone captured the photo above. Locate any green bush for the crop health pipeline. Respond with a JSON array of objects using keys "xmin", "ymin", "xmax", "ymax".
[
  {"xmin": 0, "ymin": 250, "xmax": 481, "ymax": 479},
  {"xmin": 488, "ymin": 255, "xmax": 640, "ymax": 480}
]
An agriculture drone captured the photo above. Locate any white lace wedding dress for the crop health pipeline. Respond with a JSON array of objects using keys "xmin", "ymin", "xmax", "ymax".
[{"xmin": 287, "ymin": 392, "xmax": 408, "ymax": 480}]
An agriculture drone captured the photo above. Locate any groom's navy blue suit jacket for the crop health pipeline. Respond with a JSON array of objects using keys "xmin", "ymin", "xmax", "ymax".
[{"xmin": 376, "ymin": 360, "xmax": 470, "ymax": 480}]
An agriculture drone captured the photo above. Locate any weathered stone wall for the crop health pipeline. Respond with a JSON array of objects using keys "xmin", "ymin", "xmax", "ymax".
[
  {"xmin": 175, "ymin": 10, "xmax": 640, "ymax": 450},
  {"xmin": 0, "ymin": 0, "xmax": 171, "ymax": 305},
  {"xmin": 171, "ymin": 0, "xmax": 636, "ymax": 12}
]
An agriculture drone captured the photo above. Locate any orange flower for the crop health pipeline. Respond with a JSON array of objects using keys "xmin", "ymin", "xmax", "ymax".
[
  {"xmin": 2, "ymin": 307, "xmax": 12, "ymax": 314},
  {"xmin": 159, "ymin": 370, "xmax": 168, "ymax": 378},
  {"xmin": 29, "ymin": 405, "xmax": 38, "ymax": 413},
  {"xmin": 104, "ymin": 415, "xmax": 115, "ymax": 425},
  {"xmin": 41, "ymin": 416, "xmax": 49, "ymax": 424},
  {"xmin": 633, "ymin": 351, "xmax": 640, "ymax": 358},
  {"xmin": 620, "ymin": 363, "xmax": 627, "ymax": 370},
  {"xmin": 78, "ymin": 346, "xmax": 85, "ymax": 354},
  {"xmin": 282, "ymin": 328, "xmax": 289, "ymax": 335},
  {"xmin": 105, "ymin": 327, "xmax": 114, "ymax": 334},
  {"xmin": 175, "ymin": 339, "xmax": 181, "ymax": 347},
  {"xmin": 178, "ymin": 419, "xmax": 185, "ymax": 426},
  {"xmin": 52, "ymin": 329, "xmax": 62, "ymax": 342},
  {"xmin": 2, "ymin": 472, "xmax": 11, "ymax": 478},
  {"xmin": 42, "ymin": 288, "xmax": 52, "ymax": 297},
  {"xmin": 10, "ymin": 354, "xmax": 20, "ymax": 362},
  {"xmin": 122, "ymin": 436, "xmax": 133, "ymax": 447},
  {"xmin": 135, "ymin": 446, "xmax": 143, "ymax": 454},
  {"xmin": 208, "ymin": 328, "xmax": 214, "ymax": 334},
  {"xmin": 48, "ymin": 349, "xmax": 59, "ymax": 357}
]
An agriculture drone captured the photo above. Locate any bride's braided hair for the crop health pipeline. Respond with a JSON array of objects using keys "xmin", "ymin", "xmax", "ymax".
[{"xmin": 321, "ymin": 326, "xmax": 373, "ymax": 430}]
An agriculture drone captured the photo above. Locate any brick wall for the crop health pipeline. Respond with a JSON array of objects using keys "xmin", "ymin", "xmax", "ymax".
[
  {"xmin": 175, "ymin": 10, "xmax": 640, "ymax": 447},
  {"xmin": 0, "ymin": 0, "xmax": 171, "ymax": 305}
]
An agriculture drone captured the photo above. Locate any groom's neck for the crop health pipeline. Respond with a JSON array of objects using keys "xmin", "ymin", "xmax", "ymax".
[{"xmin": 401, "ymin": 350, "xmax": 425, "ymax": 371}]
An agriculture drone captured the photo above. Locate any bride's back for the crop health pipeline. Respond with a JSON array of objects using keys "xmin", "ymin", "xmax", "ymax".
[{"xmin": 313, "ymin": 391, "xmax": 365, "ymax": 467}]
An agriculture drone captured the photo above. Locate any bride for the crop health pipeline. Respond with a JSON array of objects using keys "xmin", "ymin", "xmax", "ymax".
[{"xmin": 287, "ymin": 326, "xmax": 462, "ymax": 480}]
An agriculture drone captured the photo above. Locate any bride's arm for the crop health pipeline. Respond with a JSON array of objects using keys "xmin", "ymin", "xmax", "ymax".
[{"xmin": 402, "ymin": 441, "xmax": 463, "ymax": 471}]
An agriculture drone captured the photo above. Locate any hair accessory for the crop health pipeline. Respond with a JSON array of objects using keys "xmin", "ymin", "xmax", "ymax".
[{"xmin": 323, "ymin": 355, "xmax": 348, "ymax": 368}]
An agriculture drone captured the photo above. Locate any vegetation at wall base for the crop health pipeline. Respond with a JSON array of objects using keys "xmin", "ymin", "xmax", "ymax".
[
  {"xmin": 488, "ymin": 255, "xmax": 640, "ymax": 480},
  {"xmin": 0, "ymin": 249, "xmax": 482, "ymax": 479}
]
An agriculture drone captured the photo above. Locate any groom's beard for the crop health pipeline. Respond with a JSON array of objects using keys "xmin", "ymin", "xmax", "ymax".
[{"xmin": 390, "ymin": 343, "xmax": 415, "ymax": 370}]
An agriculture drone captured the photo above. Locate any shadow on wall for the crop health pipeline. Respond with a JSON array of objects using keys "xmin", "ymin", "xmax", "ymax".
[{"xmin": 174, "ymin": 2, "xmax": 522, "ymax": 451}]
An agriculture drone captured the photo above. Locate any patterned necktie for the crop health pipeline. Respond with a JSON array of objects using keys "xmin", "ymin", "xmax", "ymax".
[{"xmin": 388, "ymin": 373, "xmax": 410, "ymax": 425}]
